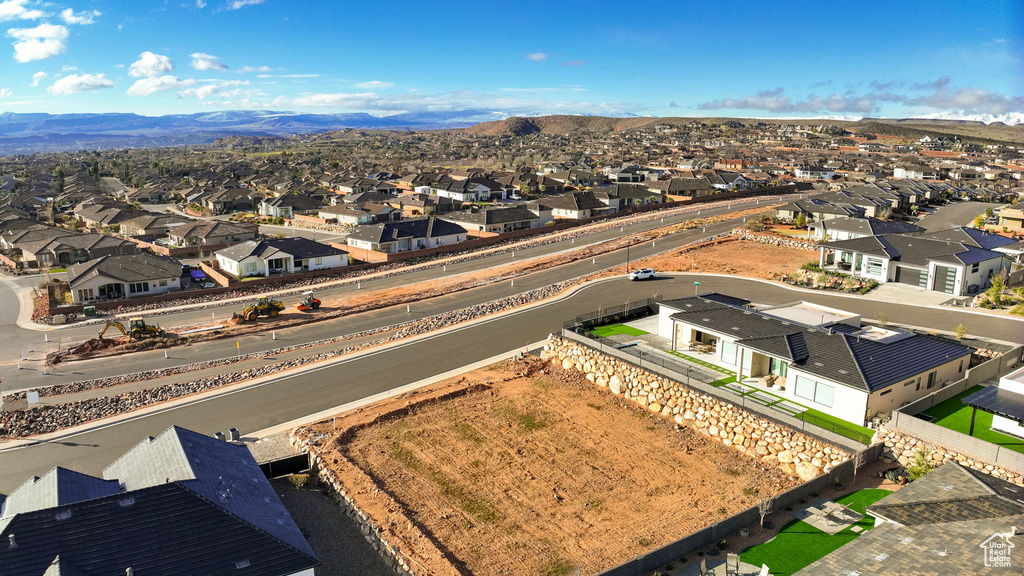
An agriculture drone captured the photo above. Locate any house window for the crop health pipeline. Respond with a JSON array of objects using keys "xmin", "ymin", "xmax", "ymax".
[
  {"xmin": 880, "ymin": 389, "xmax": 892, "ymax": 396},
  {"xmin": 128, "ymin": 282, "xmax": 149, "ymax": 294},
  {"xmin": 315, "ymin": 257, "xmax": 323, "ymax": 265},
  {"xmin": 958, "ymin": 359, "xmax": 964, "ymax": 373},
  {"xmin": 927, "ymin": 371, "xmax": 937, "ymax": 389},
  {"xmin": 244, "ymin": 262, "xmax": 258, "ymax": 275},
  {"xmin": 971, "ymin": 262, "xmax": 979, "ymax": 273},
  {"xmin": 159, "ymin": 280, "xmax": 167, "ymax": 287},
  {"xmin": 904, "ymin": 379, "xmax": 915, "ymax": 387},
  {"xmin": 720, "ymin": 341, "xmax": 738, "ymax": 365},
  {"xmin": 769, "ymin": 358, "xmax": 789, "ymax": 378},
  {"xmin": 77, "ymin": 288, "xmax": 94, "ymax": 301},
  {"xmin": 865, "ymin": 258, "xmax": 883, "ymax": 276},
  {"xmin": 794, "ymin": 375, "xmax": 834, "ymax": 408}
]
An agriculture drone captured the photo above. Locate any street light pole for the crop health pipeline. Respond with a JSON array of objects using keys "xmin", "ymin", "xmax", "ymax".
[{"xmin": 625, "ymin": 244, "xmax": 630, "ymax": 273}]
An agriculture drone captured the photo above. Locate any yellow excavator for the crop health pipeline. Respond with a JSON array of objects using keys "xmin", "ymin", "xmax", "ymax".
[
  {"xmin": 97, "ymin": 317, "xmax": 166, "ymax": 340},
  {"xmin": 234, "ymin": 296, "xmax": 286, "ymax": 322}
]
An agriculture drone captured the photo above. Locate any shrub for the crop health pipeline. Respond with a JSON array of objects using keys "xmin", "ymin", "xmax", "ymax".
[
  {"xmin": 288, "ymin": 473, "xmax": 310, "ymax": 489},
  {"xmin": 905, "ymin": 448, "xmax": 935, "ymax": 481}
]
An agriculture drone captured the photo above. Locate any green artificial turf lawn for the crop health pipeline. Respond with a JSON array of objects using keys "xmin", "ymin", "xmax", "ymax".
[
  {"xmin": 589, "ymin": 323, "xmax": 648, "ymax": 337},
  {"xmin": 740, "ymin": 489, "xmax": 892, "ymax": 576},
  {"xmin": 802, "ymin": 408, "xmax": 874, "ymax": 445},
  {"xmin": 921, "ymin": 386, "xmax": 1024, "ymax": 454}
]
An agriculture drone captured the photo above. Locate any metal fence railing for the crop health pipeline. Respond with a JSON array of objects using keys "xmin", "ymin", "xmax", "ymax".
[
  {"xmin": 562, "ymin": 297, "xmax": 663, "ymax": 331},
  {"xmin": 560, "ymin": 329, "xmax": 871, "ymax": 451}
]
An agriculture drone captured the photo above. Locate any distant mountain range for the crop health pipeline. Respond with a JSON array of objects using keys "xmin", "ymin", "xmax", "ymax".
[
  {"xmin": 0, "ymin": 110, "xmax": 504, "ymax": 154},
  {"xmin": 0, "ymin": 109, "xmax": 1020, "ymax": 155}
]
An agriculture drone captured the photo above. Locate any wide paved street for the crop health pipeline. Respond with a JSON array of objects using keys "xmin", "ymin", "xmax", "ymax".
[{"xmin": 1, "ymin": 270, "xmax": 1021, "ymax": 492}]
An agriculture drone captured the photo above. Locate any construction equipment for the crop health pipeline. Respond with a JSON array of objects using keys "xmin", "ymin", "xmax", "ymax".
[
  {"xmin": 234, "ymin": 296, "xmax": 286, "ymax": 322},
  {"xmin": 295, "ymin": 291, "xmax": 321, "ymax": 312},
  {"xmin": 97, "ymin": 318, "xmax": 166, "ymax": 340}
]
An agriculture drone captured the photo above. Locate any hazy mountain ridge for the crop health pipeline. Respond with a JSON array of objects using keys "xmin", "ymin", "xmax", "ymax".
[
  {"xmin": 0, "ymin": 110, "xmax": 1021, "ymax": 155},
  {"xmin": 464, "ymin": 115, "xmax": 1024, "ymax": 145}
]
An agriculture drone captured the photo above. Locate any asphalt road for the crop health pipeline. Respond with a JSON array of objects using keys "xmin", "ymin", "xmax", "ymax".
[
  {"xmin": 0, "ymin": 198, "xmax": 765, "ymax": 393},
  {"xmin": 1, "ymin": 272, "xmax": 1021, "ymax": 492},
  {"xmin": 915, "ymin": 201, "xmax": 1002, "ymax": 232}
]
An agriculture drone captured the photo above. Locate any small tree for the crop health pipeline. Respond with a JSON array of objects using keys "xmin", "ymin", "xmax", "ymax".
[
  {"xmin": 853, "ymin": 450, "xmax": 868, "ymax": 481},
  {"xmin": 973, "ymin": 214, "xmax": 985, "ymax": 228},
  {"xmin": 758, "ymin": 496, "xmax": 776, "ymax": 527},
  {"xmin": 905, "ymin": 447, "xmax": 935, "ymax": 481},
  {"xmin": 875, "ymin": 311, "xmax": 888, "ymax": 325},
  {"xmin": 953, "ymin": 323, "xmax": 967, "ymax": 341},
  {"xmin": 794, "ymin": 212, "xmax": 806, "ymax": 228}
]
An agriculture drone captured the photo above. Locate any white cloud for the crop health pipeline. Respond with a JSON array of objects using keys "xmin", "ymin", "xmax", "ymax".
[
  {"xmin": 906, "ymin": 87, "xmax": 1024, "ymax": 115},
  {"xmin": 355, "ymin": 80, "xmax": 393, "ymax": 89},
  {"xmin": 30, "ymin": 70, "xmax": 44, "ymax": 85},
  {"xmin": 61, "ymin": 64, "xmax": 76, "ymax": 71},
  {"xmin": 0, "ymin": 0, "xmax": 44, "ymax": 22},
  {"xmin": 257, "ymin": 73, "xmax": 317, "ymax": 78},
  {"xmin": 196, "ymin": 0, "xmax": 206, "ymax": 7},
  {"xmin": 129, "ymin": 51, "xmax": 173, "ymax": 77},
  {"xmin": 268, "ymin": 89, "xmax": 640, "ymax": 116},
  {"xmin": 60, "ymin": 8, "xmax": 100, "ymax": 25},
  {"xmin": 226, "ymin": 0, "xmax": 265, "ymax": 9},
  {"xmin": 48, "ymin": 73, "xmax": 114, "ymax": 94},
  {"xmin": 190, "ymin": 52, "xmax": 226, "ymax": 71},
  {"xmin": 8, "ymin": 23, "xmax": 67, "ymax": 62},
  {"xmin": 0, "ymin": 87, "xmax": 11, "ymax": 97},
  {"xmin": 526, "ymin": 52, "xmax": 547, "ymax": 61},
  {"xmin": 238, "ymin": 65, "xmax": 272, "ymax": 73},
  {"xmin": 179, "ymin": 79, "xmax": 249, "ymax": 99},
  {"xmin": 126, "ymin": 75, "xmax": 196, "ymax": 96}
]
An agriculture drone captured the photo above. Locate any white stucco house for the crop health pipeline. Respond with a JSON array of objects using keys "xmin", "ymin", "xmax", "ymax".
[
  {"xmin": 656, "ymin": 294, "xmax": 971, "ymax": 425},
  {"xmin": 215, "ymin": 237, "xmax": 347, "ymax": 278},
  {"xmin": 817, "ymin": 227, "xmax": 1014, "ymax": 296},
  {"xmin": 66, "ymin": 253, "xmax": 184, "ymax": 303}
]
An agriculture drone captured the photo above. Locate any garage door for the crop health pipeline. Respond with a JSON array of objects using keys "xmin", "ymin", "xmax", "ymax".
[
  {"xmin": 894, "ymin": 266, "xmax": 927, "ymax": 288},
  {"xmin": 932, "ymin": 265, "xmax": 957, "ymax": 294}
]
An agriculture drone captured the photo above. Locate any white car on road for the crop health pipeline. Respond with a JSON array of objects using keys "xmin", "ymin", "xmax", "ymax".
[{"xmin": 627, "ymin": 268, "xmax": 656, "ymax": 281}]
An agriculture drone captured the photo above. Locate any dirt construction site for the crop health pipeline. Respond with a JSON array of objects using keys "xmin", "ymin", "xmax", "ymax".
[{"xmin": 300, "ymin": 358, "xmax": 798, "ymax": 576}]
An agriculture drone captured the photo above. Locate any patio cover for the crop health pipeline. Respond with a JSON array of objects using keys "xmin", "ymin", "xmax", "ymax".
[{"xmin": 962, "ymin": 386, "xmax": 1024, "ymax": 434}]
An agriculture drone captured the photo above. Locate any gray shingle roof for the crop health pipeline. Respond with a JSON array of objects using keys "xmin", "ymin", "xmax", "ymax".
[
  {"xmin": 797, "ymin": 463, "xmax": 1024, "ymax": 576},
  {"xmin": 215, "ymin": 237, "xmax": 345, "ymax": 262},
  {"xmin": 66, "ymin": 253, "xmax": 183, "ymax": 286},
  {"xmin": 345, "ymin": 217, "xmax": 467, "ymax": 244}
]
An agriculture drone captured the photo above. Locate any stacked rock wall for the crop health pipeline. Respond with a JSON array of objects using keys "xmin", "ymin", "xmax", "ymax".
[
  {"xmin": 543, "ymin": 336, "xmax": 848, "ymax": 481},
  {"xmin": 877, "ymin": 426, "xmax": 1023, "ymax": 485}
]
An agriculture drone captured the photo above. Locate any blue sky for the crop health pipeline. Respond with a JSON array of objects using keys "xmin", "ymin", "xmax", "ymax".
[{"xmin": 0, "ymin": 0, "xmax": 1021, "ymax": 119}]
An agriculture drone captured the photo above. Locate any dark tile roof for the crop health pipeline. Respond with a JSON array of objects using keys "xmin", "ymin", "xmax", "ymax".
[
  {"xmin": 443, "ymin": 206, "xmax": 539, "ymax": 225},
  {"xmin": 661, "ymin": 294, "xmax": 969, "ymax": 392},
  {"xmin": 820, "ymin": 233, "xmax": 1008, "ymax": 267},
  {"xmin": 0, "ymin": 483, "xmax": 317, "ymax": 576},
  {"xmin": 0, "ymin": 467, "xmax": 119, "ymax": 524},
  {"xmin": 918, "ymin": 227, "xmax": 1017, "ymax": 250},
  {"xmin": 345, "ymin": 217, "xmax": 467, "ymax": 245},
  {"xmin": 0, "ymin": 426, "xmax": 316, "ymax": 576},
  {"xmin": 815, "ymin": 216, "xmax": 923, "ymax": 236},
  {"xmin": 539, "ymin": 191, "xmax": 608, "ymax": 212},
  {"xmin": 66, "ymin": 253, "xmax": 183, "ymax": 286}
]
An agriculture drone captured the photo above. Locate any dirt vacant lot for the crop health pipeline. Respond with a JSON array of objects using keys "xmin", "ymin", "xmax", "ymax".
[
  {"xmin": 629, "ymin": 238, "xmax": 818, "ymax": 280},
  {"xmin": 314, "ymin": 359, "xmax": 798, "ymax": 576}
]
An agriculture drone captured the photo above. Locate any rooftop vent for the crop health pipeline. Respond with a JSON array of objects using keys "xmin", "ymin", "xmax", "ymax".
[
  {"xmin": 235, "ymin": 560, "xmax": 251, "ymax": 569},
  {"xmin": 8, "ymin": 535, "xmax": 15, "ymax": 548},
  {"xmin": 875, "ymin": 553, "xmax": 889, "ymax": 561}
]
